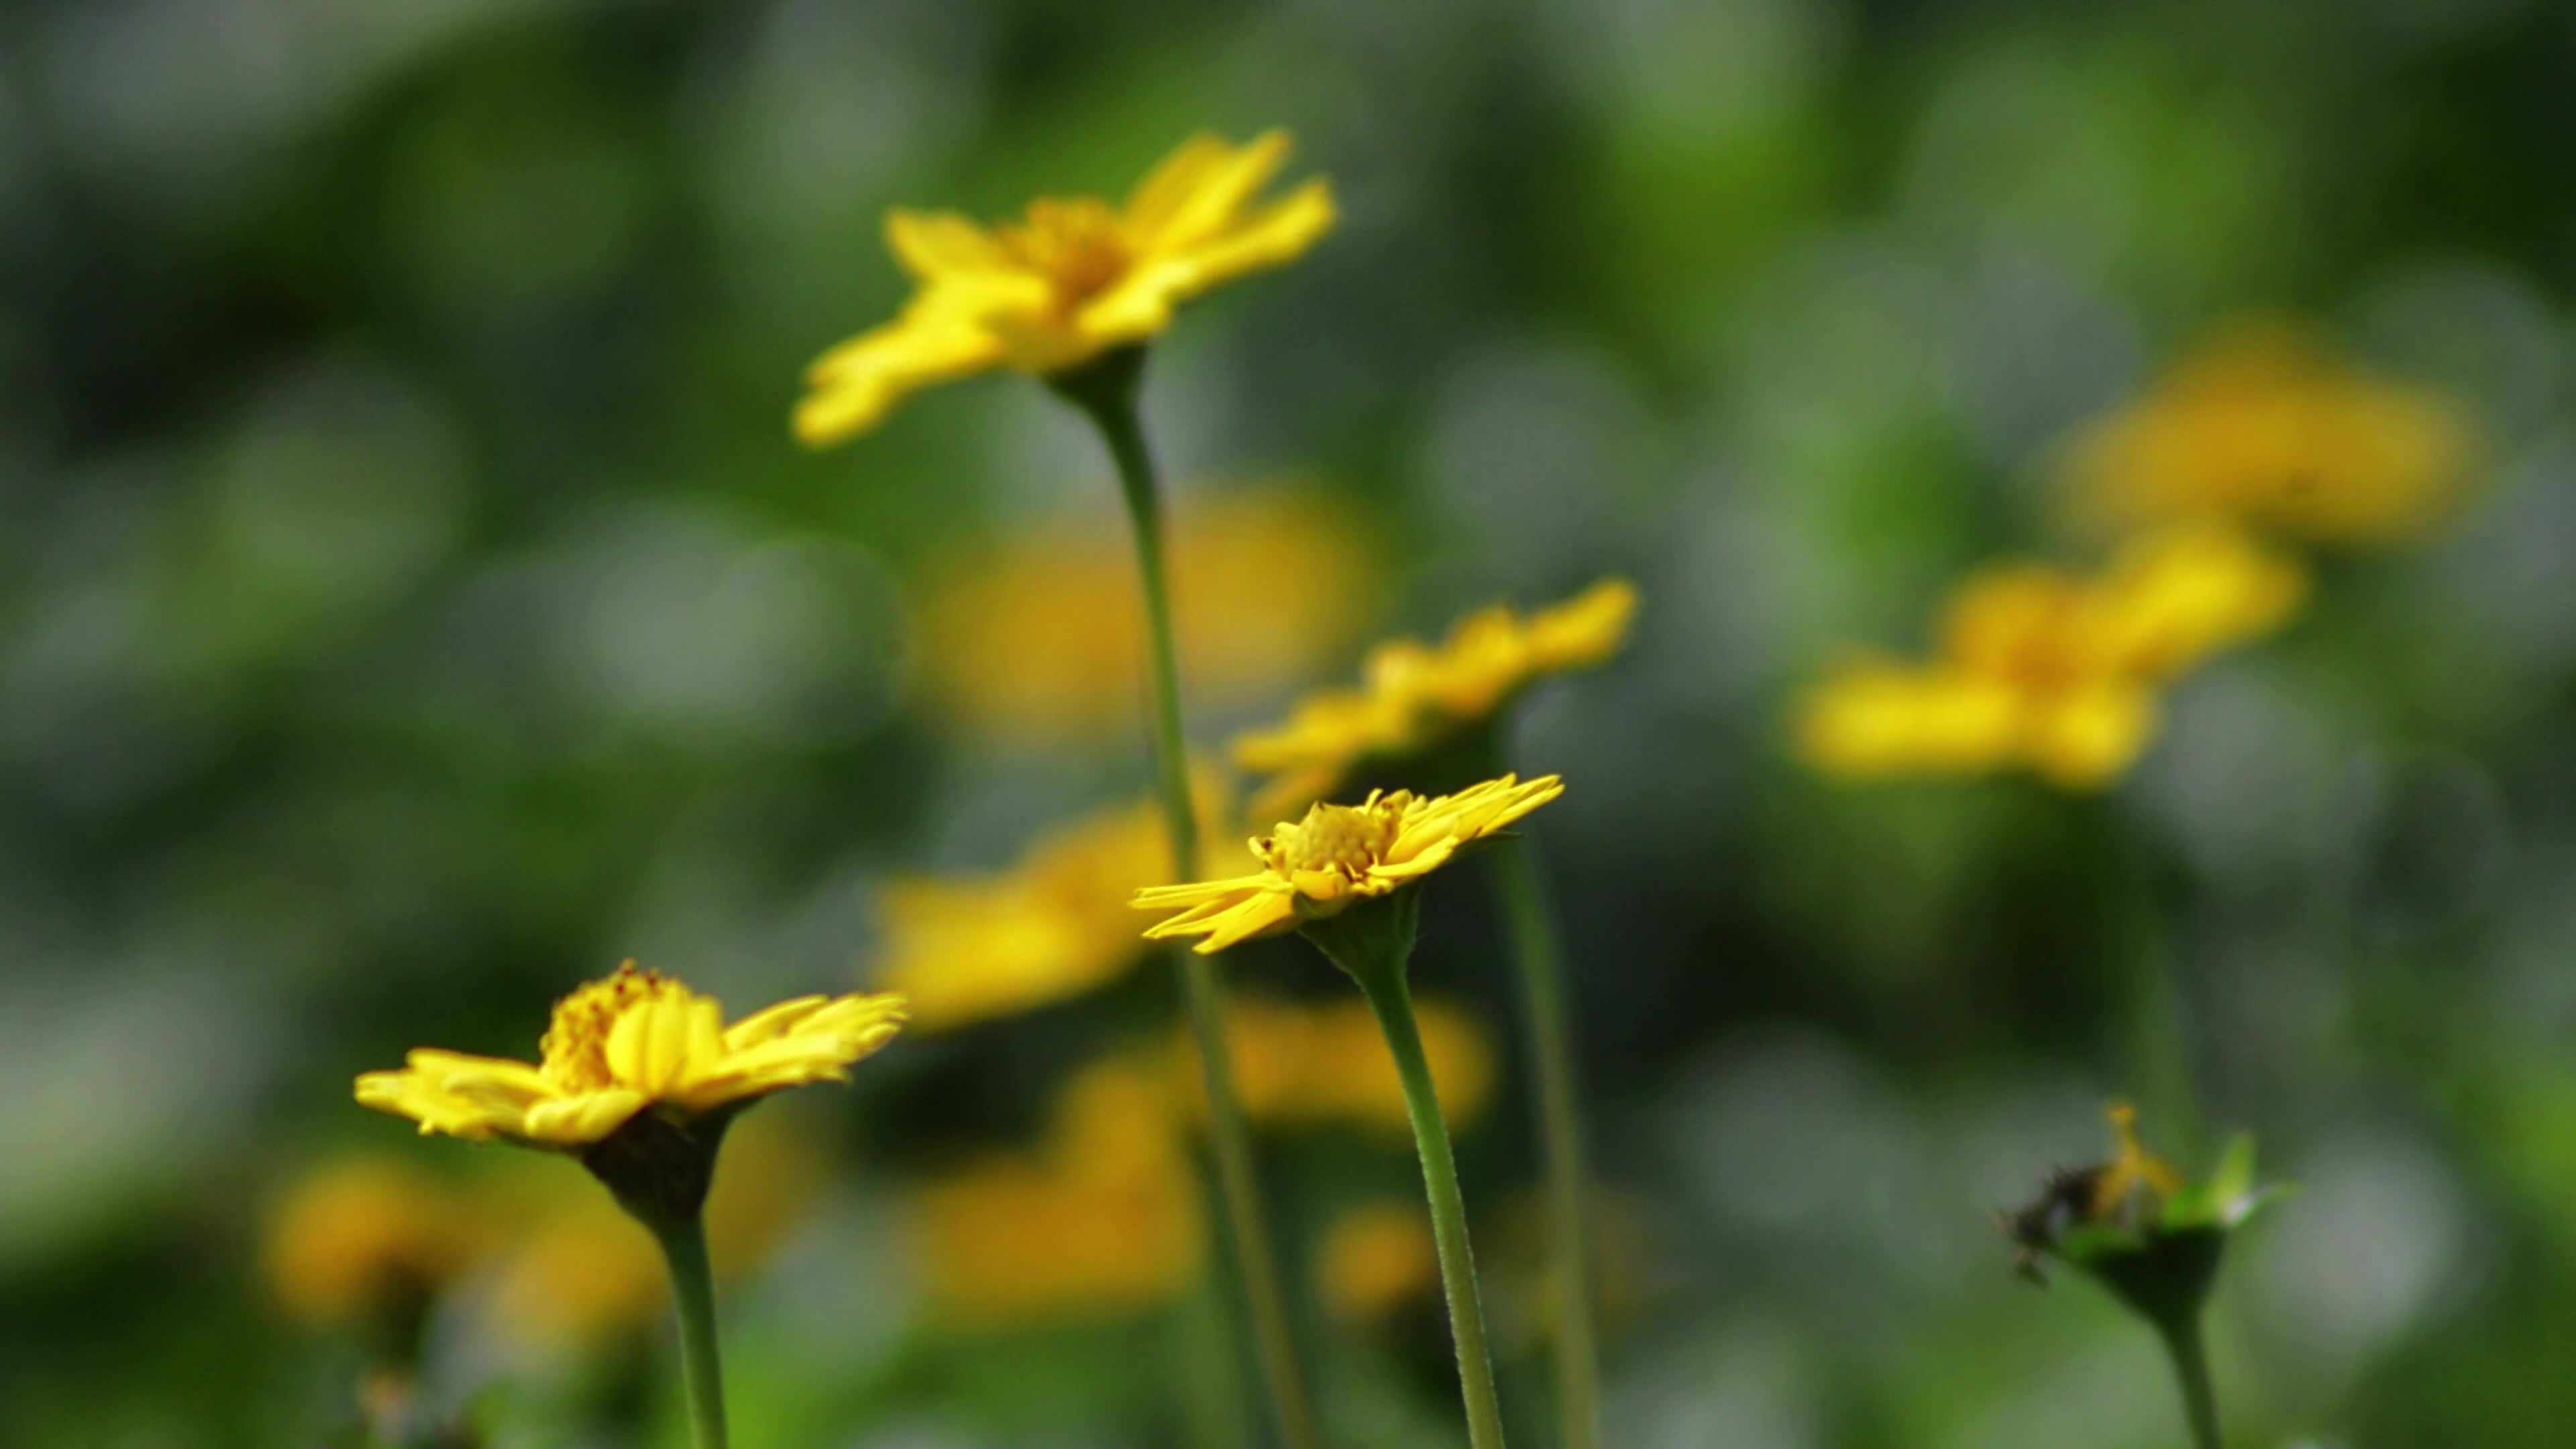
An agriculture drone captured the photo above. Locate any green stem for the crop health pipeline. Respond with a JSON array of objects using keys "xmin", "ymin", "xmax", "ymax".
[
  {"xmin": 1057, "ymin": 349, "xmax": 1318, "ymax": 1449},
  {"xmin": 646, "ymin": 1213, "xmax": 730, "ymax": 1449},
  {"xmin": 1491, "ymin": 833, "xmax": 1601, "ymax": 1449},
  {"xmin": 1320, "ymin": 908, "xmax": 1511, "ymax": 1449},
  {"xmin": 2156, "ymin": 1312, "xmax": 2223, "ymax": 1449}
]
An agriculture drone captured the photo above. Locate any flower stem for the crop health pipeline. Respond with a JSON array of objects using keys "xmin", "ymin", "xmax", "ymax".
[
  {"xmin": 645, "ymin": 1212, "xmax": 730, "ymax": 1449},
  {"xmin": 1055, "ymin": 347, "xmax": 1318, "ymax": 1449},
  {"xmin": 2156, "ymin": 1312, "xmax": 2224, "ymax": 1449},
  {"xmin": 1316, "ymin": 902, "xmax": 1511, "ymax": 1449},
  {"xmin": 1490, "ymin": 833, "xmax": 1601, "ymax": 1449}
]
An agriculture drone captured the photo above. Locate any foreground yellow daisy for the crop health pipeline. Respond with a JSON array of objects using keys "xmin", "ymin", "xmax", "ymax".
[
  {"xmin": 356, "ymin": 962, "xmax": 905, "ymax": 1449},
  {"xmin": 357, "ymin": 963, "xmax": 907, "ymax": 1149},
  {"xmin": 794, "ymin": 130, "xmax": 1334, "ymax": 445},
  {"xmin": 1135, "ymin": 773, "xmax": 1563, "ymax": 1449},
  {"xmin": 1236, "ymin": 580, "xmax": 1635, "ymax": 822},
  {"xmin": 1135, "ymin": 774, "xmax": 1564, "ymax": 955}
]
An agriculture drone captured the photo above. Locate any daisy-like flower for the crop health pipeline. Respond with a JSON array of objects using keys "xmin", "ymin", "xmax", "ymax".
[
  {"xmin": 1134, "ymin": 774, "xmax": 1564, "ymax": 954},
  {"xmin": 1795, "ymin": 524, "xmax": 2304, "ymax": 788},
  {"xmin": 877, "ymin": 769, "xmax": 1228, "ymax": 1030},
  {"xmin": 2057, "ymin": 319, "xmax": 2475, "ymax": 546},
  {"xmin": 356, "ymin": 963, "xmax": 907, "ymax": 1153},
  {"xmin": 793, "ymin": 130, "xmax": 1335, "ymax": 445},
  {"xmin": 1235, "ymin": 580, "xmax": 1635, "ymax": 822}
]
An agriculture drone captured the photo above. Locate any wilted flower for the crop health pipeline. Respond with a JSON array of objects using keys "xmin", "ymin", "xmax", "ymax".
[
  {"xmin": 917, "ymin": 490, "xmax": 1379, "ymax": 740},
  {"xmin": 2057, "ymin": 319, "xmax": 2475, "ymax": 545},
  {"xmin": 1235, "ymin": 580, "xmax": 1635, "ymax": 822},
  {"xmin": 1134, "ymin": 775, "xmax": 1564, "ymax": 954},
  {"xmin": 794, "ymin": 131, "xmax": 1334, "ymax": 445},
  {"xmin": 2004, "ymin": 1103, "xmax": 2286, "ymax": 1320},
  {"xmin": 1796, "ymin": 525, "xmax": 2304, "ymax": 788}
]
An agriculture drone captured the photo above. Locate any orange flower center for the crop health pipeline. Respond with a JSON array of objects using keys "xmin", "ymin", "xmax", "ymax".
[
  {"xmin": 538, "ymin": 963, "xmax": 686, "ymax": 1091},
  {"xmin": 997, "ymin": 199, "xmax": 1133, "ymax": 309}
]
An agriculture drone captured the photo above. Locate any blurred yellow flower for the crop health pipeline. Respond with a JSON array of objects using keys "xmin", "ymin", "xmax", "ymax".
[
  {"xmin": 1796, "ymin": 525, "xmax": 2304, "ymax": 788},
  {"xmin": 911, "ymin": 1061, "xmax": 1204, "ymax": 1328},
  {"xmin": 262, "ymin": 1157, "xmax": 488, "ymax": 1328},
  {"xmin": 879, "ymin": 768, "xmax": 1228, "ymax": 1030},
  {"xmin": 918, "ymin": 489, "xmax": 1379, "ymax": 740},
  {"xmin": 1135, "ymin": 774, "xmax": 1565, "ymax": 953},
  {"xmin": 1175, "ymin": 994, "xmax": 1497, "ymax": 1137},
  {"xmin": 794, "ymin": 131, "xmax": 1335, "ymax": 444},
  {"xmin": 1235, "ymin": 580, "xmax": 1635, "ymax": 822},
  {"xmin": 1316, "ymin": 1200, "xmax": 1438, "ymax": 1324},
  {"xmin": 481, "ymin": 1112, "xmax": 830, "ymax": 1351},
  {"xmin": 355, "ymin": 963, "xmax": 906, "ymax": 1147},
  {"xmin": 2057, "ymin": 319, "xmax": 2475, "ymax": 545}
]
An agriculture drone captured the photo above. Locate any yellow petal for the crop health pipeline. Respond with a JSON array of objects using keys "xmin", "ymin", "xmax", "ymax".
[
  {"xmin": 794, "ymin": 319, "xmax": 1012, "ymax": 445},
  {"xmin": 2025, "ymin": 682, "xmax": 2157, "ymax": 789},
  {"xmin": 1123, "ymin": 133, "xmax": 1238, "ymax": 239},
  {"xmin": 1132, "ymin": 872, "xmax": 1277, "ymax": 910},
  {"xmin": 606, "ymin": 994, "xmax": 719, "ymax": 1097},
  {"xmin": 1156, "ymin": 180, "xmax": 1336, "ymax": 298},
  {"xmin": 1142, "ymin": 129, "xmax": 1293, "ymax": 250},
  {"xmin": 523, "ymin": 1089, "xmax": 648, "ymax": 1144},
  {"xmin": 721, "ymin": 995, "xmax": 830, "ymax": 1052},
  {"xmin": 885, "ymin": 209, "xmax": 1007, "ymax": 280}
]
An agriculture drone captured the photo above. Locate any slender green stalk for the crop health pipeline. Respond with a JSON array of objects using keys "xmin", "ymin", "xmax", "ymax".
[
  {"xmin": 1491, "ymin": 835, "xmax": 1601, "ymax": 1449},
  {"xmin": 2155, "ymin": 1312, "xmax": 2223, "ymax": 1449},
  {"xmin": 1319, "ymin": 906, "xmax": 1509, "ymax": 1449},
  {"xmin": 647, "ymin": 1213, "xmax": 731, "ymax": 1449},
  {"xmin": 1057, "ymin": 349, "xmax": 1318, "ymax": 1449}
]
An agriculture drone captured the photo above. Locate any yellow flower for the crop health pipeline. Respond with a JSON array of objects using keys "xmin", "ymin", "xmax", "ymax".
[
  {"xmin": 355, "ymin": 962, "xmax": 906, "ymax": 1147},
  {"xmin": 1795, "ymin": 525, "xmax": 2304, "ymax": 788},
  {"xmin": 910, "ymin": 1061, "xmax": 1204, "ymax": 1328},
  {"xmin": 1134, "ymin": 774, "xmax": 1565, "ymax": 953},
  {"xmin": 480, "ymin": 1111, "xmax": 830, "ymax": 1351},
  {"xmin": 917, "ymin": 490, "xmax": 1378, "ymax": 740},
  {"xmin": 794, "ymin": 131, "xmax": 1335, "ymax": 444},
  {"xmin": 262, "ymin": 1157, "xmax": 489, "ymax": 1328},
  {"xmin": 1316, "ymin": 1200, "xmax": 1438, "ymax": 1324},
  {"xmin": 2057, "ymin": 319, "xmax": 2475, "ymax": 545},
  {"xmin": 1235, "ymin": 580, "xmax": 1635, "ymax": 823},
  {"xmin": 879, "ymin": 769, "xmax": 1226, "ymax": 1030}
]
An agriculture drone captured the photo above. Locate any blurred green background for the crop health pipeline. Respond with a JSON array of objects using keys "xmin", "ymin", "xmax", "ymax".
[{"xmin": 5, "ymin": 0, "xmax": 2574, "ymax": 1444}]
